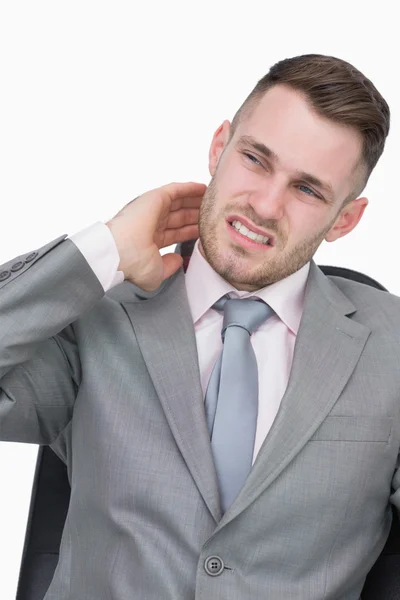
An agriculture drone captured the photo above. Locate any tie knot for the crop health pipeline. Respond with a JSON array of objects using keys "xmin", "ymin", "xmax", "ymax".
[{"xmin": 212, "ymin": 294, "xmax": 274, "ymax": 341}]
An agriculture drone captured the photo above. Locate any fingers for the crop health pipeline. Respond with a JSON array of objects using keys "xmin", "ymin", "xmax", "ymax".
[
  {"xmin": 170, "ymin": 196, "xmax": 204, "ymax": 211},
  {"xmin": 164, "ymin": 182, "xmax": 207, "ymax": 201},
  {"xmin": 168, "ymin": 182, "xmax": 207, "ymax": 211},
  {"xmin": 166, "ymin": 207, "xmax": 200, "ymax": 229},
  {"xmin": 165, "ymin": 183, "xmax": 204, "ymax": 233},
  {"xmin": 162, "ymin": 223, "xmax": 199, "ymax": 247}
]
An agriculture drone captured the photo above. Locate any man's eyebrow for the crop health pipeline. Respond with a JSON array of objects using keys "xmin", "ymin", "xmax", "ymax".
[
  {"xmin": 238, "ymin": 135, "xmax": 278, "ymax": 161},
  {"xmin": 237, "ymin": 135, "xmax": 335, "ymax": 201}
]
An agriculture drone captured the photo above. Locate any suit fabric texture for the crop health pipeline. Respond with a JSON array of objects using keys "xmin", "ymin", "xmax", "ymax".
[{"xmin": 1, "ymin": 235, "xmax": 400, "ymax": 599}]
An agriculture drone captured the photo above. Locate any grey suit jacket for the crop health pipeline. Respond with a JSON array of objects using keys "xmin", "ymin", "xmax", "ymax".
[{"xmin": 1, "ymin": 234, "xmax": 400, "ymax": 600}]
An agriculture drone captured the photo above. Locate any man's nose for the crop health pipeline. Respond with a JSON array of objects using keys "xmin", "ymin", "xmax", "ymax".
[{"xmin": 247, "ymin": 182, "xmax": 286, "ymax": 221}]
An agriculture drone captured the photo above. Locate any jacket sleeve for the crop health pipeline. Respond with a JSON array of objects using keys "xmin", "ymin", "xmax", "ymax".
[{"xmin": 0, "ymin": 235, "xmax": 105, "ymax": 444}]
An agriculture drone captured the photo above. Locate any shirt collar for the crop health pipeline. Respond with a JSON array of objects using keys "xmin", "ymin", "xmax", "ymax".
[{"xmin": 184, "ymin": 239, "xmax": 310, "ymax": 335}]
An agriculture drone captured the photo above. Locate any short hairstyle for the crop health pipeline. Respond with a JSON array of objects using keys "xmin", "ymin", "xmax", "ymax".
[{"xmin": 228, "ymin": 54, "xmax": 390, "ymax": 206}]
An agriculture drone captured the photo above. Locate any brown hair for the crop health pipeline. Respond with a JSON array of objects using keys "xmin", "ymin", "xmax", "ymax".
[{"xmin": 229, "ymin": 54, "xmax": 390, "ymax": 205}]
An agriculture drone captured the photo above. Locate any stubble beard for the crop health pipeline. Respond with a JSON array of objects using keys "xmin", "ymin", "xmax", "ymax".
[{"xmin": 198, "ymin": 176, "xmax": 337, "ymax": 291}]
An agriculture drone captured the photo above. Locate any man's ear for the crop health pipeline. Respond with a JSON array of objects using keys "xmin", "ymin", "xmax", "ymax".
[
  {"xmin": 325, "ymin": 197, "xmax": 369, "ymax": 242},
  {"xmin": 208, "ymin": 120, "xmax": 231, "ymax": 176}
]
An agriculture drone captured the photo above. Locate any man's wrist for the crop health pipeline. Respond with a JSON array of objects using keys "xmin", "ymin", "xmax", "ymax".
[{"xmin": 69, "ymin": 222, "xmax": 124, "ymax": 291}]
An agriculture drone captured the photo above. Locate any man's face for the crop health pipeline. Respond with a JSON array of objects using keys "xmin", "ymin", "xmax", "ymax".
[{"xmin": 198, "ymin": 84, "xmax": 368, "ymax": 291}]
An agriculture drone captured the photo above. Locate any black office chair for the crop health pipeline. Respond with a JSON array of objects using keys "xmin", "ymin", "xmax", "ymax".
[{"xmin": 14, "ymin": 265, "xmax": 400, "ymax": 600}]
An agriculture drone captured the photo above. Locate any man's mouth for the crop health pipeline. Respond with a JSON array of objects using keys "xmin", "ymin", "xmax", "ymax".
[
  {"xmin": 227, "ymin": 218, "xmax": 274, "ymax": 246},
  {"xmin": 226, "ymin": 220, "xmax": 274, "ymax": 251}
]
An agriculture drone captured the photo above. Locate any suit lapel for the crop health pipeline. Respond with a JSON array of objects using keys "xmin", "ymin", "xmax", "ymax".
[{"xmin": 121, "ymin": 266, "xmax": 222, "ymax": 523}]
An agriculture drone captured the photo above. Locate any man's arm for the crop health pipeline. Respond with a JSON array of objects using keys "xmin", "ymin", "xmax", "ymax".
[
  {"xmin": 0, "ymin": 235, "xmax": 105, "ymax": 444},
  {"xmin": 0, "ymin": 181, "xmax": 205, "ymax": 445}
]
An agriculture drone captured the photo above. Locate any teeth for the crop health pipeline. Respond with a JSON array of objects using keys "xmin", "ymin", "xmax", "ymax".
[{"xmin": 231, "ymin": 220, "xmax": 270, "ymax": 245}]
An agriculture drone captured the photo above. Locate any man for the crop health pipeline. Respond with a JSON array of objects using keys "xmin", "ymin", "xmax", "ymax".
[{"xmin": 0, "ymin": 53, "xmax": 397, "ymax": 599}]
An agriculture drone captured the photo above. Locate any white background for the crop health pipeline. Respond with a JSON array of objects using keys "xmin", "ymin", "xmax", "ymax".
[{"xmin": 0, "ymin": 1, "xmax": 399, "ymax": 597}]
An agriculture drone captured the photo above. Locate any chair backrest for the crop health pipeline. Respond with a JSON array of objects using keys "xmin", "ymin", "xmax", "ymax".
[
  {"xmin": 16, "ymin": 446, "xmax": 70, "ymax": 600},
  {"xmin": 15, "ymin": 265, "xmax": 400, "ymax": 600}
]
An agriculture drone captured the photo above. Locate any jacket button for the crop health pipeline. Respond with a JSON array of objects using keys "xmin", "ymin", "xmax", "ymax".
[
  {"xmin": 10, "ymin": 261, "xmax": 25, "ymax": 272},
  {"xmin": 0, "ymin": 270, "xmax": 11, "ymax": 281},
  {"xmin": 204, "ymin": 556, "xmax": 224, "ymax": 576},
  {"xmin": 25, "ymin": 252, "xmax": 38, "ymax": 263}
]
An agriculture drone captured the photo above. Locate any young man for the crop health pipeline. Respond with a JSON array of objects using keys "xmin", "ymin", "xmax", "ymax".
[{"xmin": 0, "ymin": 54, "xmax": 396, "ymax": 599}]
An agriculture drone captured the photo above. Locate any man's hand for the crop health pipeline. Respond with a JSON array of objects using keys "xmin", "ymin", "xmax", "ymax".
[{"xmin": 106, "ymin": 182, "xmax": 207, "ymax": 292}]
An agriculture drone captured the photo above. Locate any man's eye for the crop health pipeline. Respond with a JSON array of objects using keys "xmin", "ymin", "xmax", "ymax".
[
  {"xmin": 243, "ymin": 152, "xmax": 262, "ymax": 166},
  {"xmin": 298, "ymin": 184, "xmax": 317, "ymax": 197}
]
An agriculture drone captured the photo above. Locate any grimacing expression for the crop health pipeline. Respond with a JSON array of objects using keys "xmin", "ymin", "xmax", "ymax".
[{"xmin": 198, "ymin": 85, "xmax": 368, "ymax": 292}]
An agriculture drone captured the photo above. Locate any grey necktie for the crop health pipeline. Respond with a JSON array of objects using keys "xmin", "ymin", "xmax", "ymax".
[{"xmin": 205, "ymin": 294, "xmax": 275, "ymax": 513}]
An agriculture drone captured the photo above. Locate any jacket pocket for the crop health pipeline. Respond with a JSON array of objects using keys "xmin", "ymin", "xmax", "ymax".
[{"xmin": 309, "ymin": 415, "xmax": 393, "ymax": 442}]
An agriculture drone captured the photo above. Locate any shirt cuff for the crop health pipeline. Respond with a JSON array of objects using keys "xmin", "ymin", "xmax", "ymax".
[{"xmin": 69, "ymin": 222, "xmax": 125, "ymax": 292}]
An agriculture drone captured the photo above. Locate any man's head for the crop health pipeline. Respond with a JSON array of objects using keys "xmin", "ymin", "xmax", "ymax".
[{"xmin": 198, "ymin": 54, "xmax": 390, "ymax": 291}]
